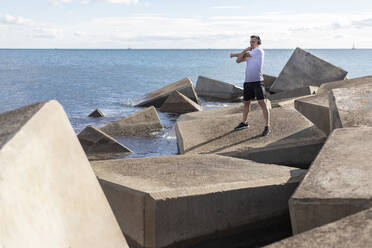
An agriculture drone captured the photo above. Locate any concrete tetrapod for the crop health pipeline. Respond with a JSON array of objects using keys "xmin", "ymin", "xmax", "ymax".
[
  {"xmin": 263, "ymin": 74, "xmax": 277, "ymax": 91},
  {"xmin": 100, "ymin": 106, "xmax": 163, "ymax": 137},
  {"xmin": 159, "ymin": 90, "xmax": 202, "ymax": 114},
  {"xmin": 294, "ymin": 75, "xmax": 372, "ymax": 134},
  {"xmin": 195, "ymin": 76, "xmax": 243, "ymax": 101},
  {"xmin": 176, "ymin": 105, "xmax": 325, "ymax": 156},
  {"xmin": 0, "ymin": 100, "xmax": 127, "ymax": 247},
  {"xmin": 78, "ymin": 125, "xmax": 133, "ymax": 160},
  {"xmin": 266, "ymin": 207, "xmax": 372, "ymax": 248},
  {"xmin": 91, "ymin": 154, "xmax": 306, "ymax": 248},
  {"xmin": 134, "ymin": 77, "xmax": 200, "ymax": 107},
  {"xmin": 270, "ymin": 47, "xmax": 347, "ymax": 93},
  {"xmin": 329, "ymin": 85, "xmax": 372, "ymax": 132},
  {"xmin": 289, "ymin": 127, "xmax": 372, "ymax": 234},
  {"xmin": 268, "ymin": 86, "xmax": 318, "ymax": 101},
  {"xmin": 88, "ymin": 108, "xmax": 104, "ymax": 117}
]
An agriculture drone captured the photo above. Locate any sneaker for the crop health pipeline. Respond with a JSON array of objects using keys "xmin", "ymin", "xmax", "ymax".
[
  {"xmin": 234, "ymin": 122, "xmax": 249, "ymax": 131},
  {"xmin": 261, "ymin": 126, "xmax": 271, "ymax": 136}
]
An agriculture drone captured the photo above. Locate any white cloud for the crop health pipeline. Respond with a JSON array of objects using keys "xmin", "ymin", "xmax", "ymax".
[
  {"xmin": 1, "ymin": 15, "xmax": 33, "ymax": 25},
  {"xmin": 48, "ymin": 0, "xmax": 138, "ymax": 5},
  {"xmin": 211, "ymin": 6, "xmax": 242, "ymax": 9}
]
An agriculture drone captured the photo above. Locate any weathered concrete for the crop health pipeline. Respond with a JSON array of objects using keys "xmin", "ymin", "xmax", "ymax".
[
  {"xmin": 135, "ymin": 77, "xmax": 200, "ymax": 107},
  {"xmin": 294, "ymin": 75, "xmax": 372, "ymax": 134},
  {"xmin": 263, "ymin": 74, "xmax": 277, "ymax": 91},
  {"xmin": 270, "ymin": 47, "xmax": 347, "ymax": 93},
  {"xmin": 100, "ymin": 106, "xmax": 163, "ymax": 137},
  {"xmin": 78, "ymin": 125, "xmax": 132, "ymax": 160},
  {"xmin": 329, "ymin": 85, "xmax": 372, "ymax": 132},
  {"xmin": 289, "ymin": 127, "xmax": 372, "ymax": 234},
  {"xmin": 219, "ymin": 135, "xmax": 326, "ymax": 169},
  {"xmin": 159, "ymin": 90, "xmax": 202, "ymax": 114},
  {"xmin": 88, "ymin": 108, "xmax": 104, "ymax": 118},
  {"xmin": 177, "ymin": 100, "xmax": 271, "ymax": 121},
  {"xmin": 91, "ymin": 155, "xmax": 306, "ymax": 248},
  {"xmin": 268, "ymin": 86, "xmax": 318, "ymax": 101},
  {"xmin": 176, "ymin": 105, "xmax": 325, "ymax": 155},
  {"xmin": 195, "ymin": 76, "xmax": 243, "ymax": 100},
  {"xmin": 267, "ymin": 207, "xmax": 372, "ymax": 248},
  {"xmin": 0, "ymin": 100, "xmax": 127, "ymax": 247}
]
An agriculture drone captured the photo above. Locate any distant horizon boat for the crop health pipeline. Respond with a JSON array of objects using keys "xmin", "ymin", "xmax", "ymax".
[{"xmin": 352, "ymin": 42, "xmax": 356, "ymax": 50}]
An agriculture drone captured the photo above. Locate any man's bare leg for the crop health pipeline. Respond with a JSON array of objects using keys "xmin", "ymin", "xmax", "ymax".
[
  {"xmin": 243, "ymin": 100, "xmax": 251, "ymax": 123},
  {"xmin": 258, "ymin": 99, "xmax": 270, "ymax": 126}
]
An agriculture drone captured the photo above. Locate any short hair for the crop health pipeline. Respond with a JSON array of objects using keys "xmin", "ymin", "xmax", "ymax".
[{"xmin": 250, "ymin": 35, "xmax": 261, "ymax": 45}]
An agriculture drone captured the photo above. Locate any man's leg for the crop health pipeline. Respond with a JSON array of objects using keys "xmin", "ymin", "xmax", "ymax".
[
  {"xmin": 243, "ymin": 100, "xmax": 251, "ymax": 123},
  {"xmin": 258, "ymin": 99, "xmax": 270, "ymax": 127}
]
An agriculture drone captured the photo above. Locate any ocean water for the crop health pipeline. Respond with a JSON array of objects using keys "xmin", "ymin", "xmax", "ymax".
[{"xmin": 1, "ymin": 48, "xmax": 372, "ymax": 158}]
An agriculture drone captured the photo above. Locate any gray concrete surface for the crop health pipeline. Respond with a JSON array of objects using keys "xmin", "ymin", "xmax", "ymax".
[
  {"xmin": 195, "ymin": 76, "xmax": 243, "ymax": 100},
  {"xmin": 176, "ymin": 105, "xmax": 324, "ymax": 155},
  {"xmin": 100, "ymin": 106, "xmax": 163, "ymax": 136},
  {"xmin": 270, "ymin": 47, "xmax": 347, "ymax": 93},
  {"xmin": 295, "ymin": 75, "xmax": 372, "ymax": 134},
  {"xmin": 159, "ymin": 90, "xmax": 202, "ymax": 114},
  {"xmin": 219, "ymin": 135, "xmax": 326, "ymax": 169},
  {"xmin": 88, "ymin": 108, "xmax": 104, "ymax": 118},
  {"xmin": 329, "ymin": 85, "xmax": 372, "ymax": 132},
  {"xmin": 268, "ymin": 86, "xmax": 318, "ymax": 101},
  {"xmin": 135, "ymin": 77, "xmax": 200, "ymax": 107},
  {"xmin": 0, "ymin": 100, "xmax": 127, "ymax": 247},
  {"xmin": 91, "ymin": 154, "xmax": 306, "ymax": 248},
  {"xmin": 263, "ymin": 74, "xmax": 277, "ymax": 91},
  {"xmin": 289, "ymin": 127, "xmax": 372, "ymax": 234},
  {"xmin": 78, "ymin": 125, "xmax": 132, "ymax": 160},
  {"xmin": 267, "ymin": 207, "xmax": 372, "ymax": 248}
]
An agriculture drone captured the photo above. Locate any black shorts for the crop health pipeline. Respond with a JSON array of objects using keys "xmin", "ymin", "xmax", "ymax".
[{"xmin": 243, "ymin": 81, "xmax": 266, "ymax": 101}]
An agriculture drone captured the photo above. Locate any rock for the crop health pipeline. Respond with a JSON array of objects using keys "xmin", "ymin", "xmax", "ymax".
[
  {"xmin": 268, "ymin": 86, "xmax": 318, "ymax": 101},
  {"xmin": 78, "ymin": 125, "xmax": 132, "ymax": 160},
  {"xmin": 289, "ymin": 127, "xmax": 372, "ymax": 234},
  {"xmin": 134, "ymin": 77, "xmax": 200, "ymax": 107},
  {"xmin": 88, "ymin": 108, "xmax": 104, "ymax": 118},
  {"xmin": 195, "ymin": 76, "xmax": 243, "ymax": 100},
  {"xmin": 266, "ymin": 207, "xmax": 372, "ymax": 248},
  {"xmin": 329, "ymin": 85, "xmax": 372, "ymax": 132},
  {"xmin": 177, "ymin": 100, "xmax": 271, "ymax": 121},
  {"xmin": 219, "ymin": 135, "xmax": 326, "ymax": 169},
  {"xmin": 263, "ymin": 74, "xmax": 277, "ymax": 91},
  {"xmin": 175, "ymin": 105, "xmax": 325, "ymax": 155},
  {"xmin": 0, "ymin": 100, "xmax": 127, "ymax": 247},
  {"xmin": 270, "ymin": 47, "xmax": 347, "ymax": 93},
  {"xmin": 91, "ymin": 154, "xmax": 306, "ymax": 248},
  {"xmin": 295, "ymin": 75, "xmax": 372, "ymax": 134},
  {"xmin": 100, "ymin": 106, "xmax": 163, "ymax": 136},
  {"xmin": 159, "ymin": 90, "xmax": 202, "ymax": 114}
]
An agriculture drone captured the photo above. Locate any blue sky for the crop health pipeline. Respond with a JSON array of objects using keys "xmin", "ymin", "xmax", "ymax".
[{"xmin": 1, "ymin": 0, "xmax": 372, "ymax": 48}]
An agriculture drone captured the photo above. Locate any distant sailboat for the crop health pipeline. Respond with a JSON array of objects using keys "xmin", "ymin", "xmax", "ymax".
[{"xmin": 352, "ymin": 42, "xmax": 356, "ymax": 50}]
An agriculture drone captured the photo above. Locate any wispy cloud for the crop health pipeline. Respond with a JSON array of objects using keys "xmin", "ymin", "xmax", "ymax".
[
  {"xmin": 48, "ymin": 0, "xmax": 139, "ymax": 5},
  {"xmin": 352, "ymin": 18, "xmax": 372, "ymax": 28},
  {"xmin": 1, "ymin": 15, "xmax": 33, "ymax": 25},
  {"xmin": 211, "ymin": 6, "xmax": 242, "ymax": 9}
]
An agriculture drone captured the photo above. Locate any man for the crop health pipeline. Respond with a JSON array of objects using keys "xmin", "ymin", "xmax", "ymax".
[{"xmin": 230, "ymin": 35, "xmax": 270, "ymax": 136}]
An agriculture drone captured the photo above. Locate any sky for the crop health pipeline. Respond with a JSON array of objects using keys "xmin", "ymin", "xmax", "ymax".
[{"xmin": 1, "ymin": 0, "xmax": 372, "ymax": 48}]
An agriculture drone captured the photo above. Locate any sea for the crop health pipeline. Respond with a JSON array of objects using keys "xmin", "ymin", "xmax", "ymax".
[{"xmin": 1, "ymin": 48, "xmax": 372, "ymax": 158}]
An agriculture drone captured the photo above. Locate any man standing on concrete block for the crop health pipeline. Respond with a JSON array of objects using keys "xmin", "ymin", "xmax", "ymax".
[{"xmin": 230, "ymin": 35, "xmax": 270, "ymax": 136}]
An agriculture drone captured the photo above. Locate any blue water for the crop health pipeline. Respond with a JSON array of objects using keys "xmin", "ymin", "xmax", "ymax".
[{"xmin": 1, "ymin": 49, "xmax": 372, "ymax": 157}]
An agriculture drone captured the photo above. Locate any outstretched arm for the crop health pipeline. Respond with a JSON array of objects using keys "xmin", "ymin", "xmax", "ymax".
[{"xmin": 230, "ymin": 47, "xmax": 252, "ymax": 63}]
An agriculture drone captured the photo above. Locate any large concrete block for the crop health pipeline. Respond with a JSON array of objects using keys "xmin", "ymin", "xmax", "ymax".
[
  {"xmin": 289, "ymin": 127, "xmax": 372, "ymax": 234},
  {"xmin": 91, "ymin": 155, "xmax": 306, "ymax": 248},
  {"xmin": 88, "ymin": 108, "xmax": 104, "ymax": 118},
  {"xmin": 263, "ymin": 74, "xmax": 277, "ymax": 91},
  {"xmin": 0, "ymin": 101, "xmax": 127, "ymax": 247},
  {"xmin": 100, "ymin": 106, "xmax": 163, "ymax": 137},
  {"xmin": 135, "ymin": 77, "xmax": 200, "ymax": 107},
  {"xmin": 78, "ymin": 125, "xmax": 132, "ymax": 160},
  {"xmin": 176, "ymin": 105, "xmax": 325, "ymax": 155},
  {"xmin": 295, "ymin": 75, "xmax": 372, "ymax": 134},
  {"xmin": 329, "ymin": 85, "xmax": 372, "ymax": 132},
  {"xmin": 159, "ymin": 90, "xmax": 202, "ymax": 114},
  {"xmin": 195, "ymin": 76, "xmax": 243, "ymax": 100},
  {"xmin": 268, "ymin": 86, "xmax": 318, "ymax": 101},
  {"xmin": 270, "ymin": 48, "xmax": 347, "ymax": 93},
  {"xmin": 267, "ymin": 207, "xmax": 372, "ymax": 248},
  {"xmin": 219, "ymin": 135, "xmax": 326, "ymax": 169},
  {"xmin": 177, "ymin": 100, "xmax": 271, "ymax": 121}
]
